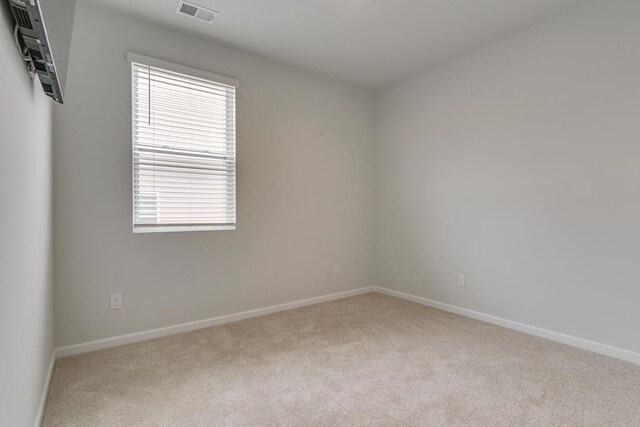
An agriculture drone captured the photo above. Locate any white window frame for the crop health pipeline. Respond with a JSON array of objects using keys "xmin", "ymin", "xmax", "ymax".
[{"xmin": 127, "ymin": 53, "xmax": 239, "ymax": 234}]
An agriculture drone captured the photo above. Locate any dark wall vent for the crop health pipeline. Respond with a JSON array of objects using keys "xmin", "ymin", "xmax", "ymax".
[{"xmin": 13, "ymin": 7, "xmax": 32, "ymax": 29}]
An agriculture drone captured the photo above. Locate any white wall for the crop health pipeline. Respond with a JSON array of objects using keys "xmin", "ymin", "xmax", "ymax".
[
  {"xmin": 53, "ymin": 2, "xmax": 375, "ymax": 347},
  {"xmin": 0, "ymin": 3, "xmax": 54, "ymax": 426},
  {"xmin": 376, "ymin": 0, "xmax": 640, "ymax": 353}
]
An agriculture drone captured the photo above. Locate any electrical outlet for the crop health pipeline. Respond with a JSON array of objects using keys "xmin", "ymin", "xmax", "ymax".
[
  {"xmin": 110, "ymin": 293, "xmax": 122, "ymax": 310},
  {"xmin": 334, "ymin": 264, "xmax": 341, "ymax": 276},
  {"xmin": 457, "ymin": 274, "xmax": 465, "ymax": 287}
]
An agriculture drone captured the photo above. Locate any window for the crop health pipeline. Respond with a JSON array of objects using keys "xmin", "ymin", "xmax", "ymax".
[{"xmin": 128, "ymin": 53, "xmax": 237, "ymax": 233}]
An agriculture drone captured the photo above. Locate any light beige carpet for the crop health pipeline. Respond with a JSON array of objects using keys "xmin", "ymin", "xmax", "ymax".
[{"xmin": 43, "ymin": 293, "xmax": 640, "ymax": 426}]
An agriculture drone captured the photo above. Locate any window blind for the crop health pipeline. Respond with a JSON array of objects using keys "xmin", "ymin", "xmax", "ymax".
[{"xmin": 129, "ymin": 53, "xmax": 237, "ymax": 233}]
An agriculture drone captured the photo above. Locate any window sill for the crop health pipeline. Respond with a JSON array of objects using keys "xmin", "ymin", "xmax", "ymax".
[{"xmin": 133, "ymin": 224, "xmax": 236, "ymax": 234}]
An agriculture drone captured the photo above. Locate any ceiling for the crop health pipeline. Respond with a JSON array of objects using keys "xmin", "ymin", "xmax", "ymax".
[{"xmin": 83, "ymin": 0, "xmax": 592, "ymax": 89}]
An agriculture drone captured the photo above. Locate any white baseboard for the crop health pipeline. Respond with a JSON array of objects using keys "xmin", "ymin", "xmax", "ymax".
[
  {"xmin": 55, "ymin": 286, "xmax": 375, "ymax": 358},
  {"xmin": 54, "ymin": 285, "xmax": 640, "ymax": 365},
  {"xmin": 33, "ymin": 350, "xmax": 56, "ymax": 427},
  {"xmin": 373, "ymin": 286, "xmax": 640, "ymax": 365}
]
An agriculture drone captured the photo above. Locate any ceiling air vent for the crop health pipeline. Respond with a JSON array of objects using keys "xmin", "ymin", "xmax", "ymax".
[{"xmin": 176, "ymin": 1, "xmax": 219, "ymax": 23}]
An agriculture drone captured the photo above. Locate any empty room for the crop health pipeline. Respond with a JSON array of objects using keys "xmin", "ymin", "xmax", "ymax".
[{"xmin": 2, "ymin": 0, "xmax": 640, "ymax": 425}]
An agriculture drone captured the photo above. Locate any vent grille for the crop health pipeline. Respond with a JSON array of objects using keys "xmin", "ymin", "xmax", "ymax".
[
  {"xmin": 195, "ymin": 8, "xmax": 216, "ymax": 21},
  {"xmin": 176, "ymin": 1, "xmax": 218, "ymax": 22},
  {"xmin": 12, "ymin": 6, "xmax": 33, "ymax": 29},
  {"xmin": 179, "ymin": 3, "xmax": 198, "ymax": 16}
]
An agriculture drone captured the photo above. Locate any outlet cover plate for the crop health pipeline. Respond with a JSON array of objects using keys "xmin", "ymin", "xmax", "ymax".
[{"xmin": 110, "ymin": 293, "xmax": 122, "ymax": 310}]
